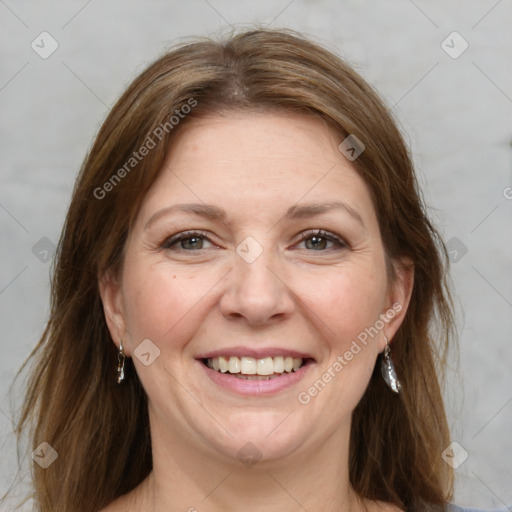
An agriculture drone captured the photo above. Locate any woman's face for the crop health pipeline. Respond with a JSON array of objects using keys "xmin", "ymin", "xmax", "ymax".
[{"xmin": 101, "ymin": 112, "xmax": 411, "ymax": 466}]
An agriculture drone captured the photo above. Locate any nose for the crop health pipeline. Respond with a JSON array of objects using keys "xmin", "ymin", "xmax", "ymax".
[{"xmin": 219, "ymin": 246, "xmax": 295, "ymax": 326}]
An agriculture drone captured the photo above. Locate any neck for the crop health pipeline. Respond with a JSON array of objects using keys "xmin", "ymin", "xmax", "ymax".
[{"xmin": 135, "ymin": 414, "xmax": 366, "ymax": 512}]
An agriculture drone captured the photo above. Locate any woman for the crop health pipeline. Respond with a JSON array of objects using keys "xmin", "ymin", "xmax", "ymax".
[{"xmin": 12, "ymin": 28, "xmax": 489, "ymax": 511}]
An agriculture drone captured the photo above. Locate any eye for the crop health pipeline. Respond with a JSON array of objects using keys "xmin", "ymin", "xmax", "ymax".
[
  {"xmin": 161, "ymin": 231, "xmax": 215, "ymax": 251},
  {"xmin": 295, "ymin": 229, "xmax": 347, "ymax": 251},
  {"xmin": 161, "ymin": 229, "xmax": 348, "ymax": 253}
]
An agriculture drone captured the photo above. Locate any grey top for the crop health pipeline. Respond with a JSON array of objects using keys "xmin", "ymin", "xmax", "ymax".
[{"xmin": 447, "ymin": 505, "xmax": 511, "ymax": 512}]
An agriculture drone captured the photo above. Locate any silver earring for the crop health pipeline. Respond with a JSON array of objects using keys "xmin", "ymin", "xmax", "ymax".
[
  {"xmin": 117, "ymin": 341, "xmax": 126, "ymax": 384},
  {"xmin": 381, "ymin": 337, "xmax": 401, "ymax": 394}
]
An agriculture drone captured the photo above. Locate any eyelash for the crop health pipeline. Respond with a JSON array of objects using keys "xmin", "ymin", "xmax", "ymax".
[{"xmin": 161, "ymin": 229, "xmax": 348, "ymax": 252}]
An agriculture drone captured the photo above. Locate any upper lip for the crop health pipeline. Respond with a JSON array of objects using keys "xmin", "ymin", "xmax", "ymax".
[{"xmin": 196, "ymin": 346, "xmax": 315, "ymax": 361}]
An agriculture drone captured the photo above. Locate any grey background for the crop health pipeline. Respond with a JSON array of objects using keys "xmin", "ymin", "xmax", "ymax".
[{"xmin": 1, "ymin": 0, "xmax": 511, "ymax": 509}]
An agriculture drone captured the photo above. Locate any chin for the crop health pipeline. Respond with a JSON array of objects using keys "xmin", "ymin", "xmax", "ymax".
[{"xmin": 204, "ymin": 410, "xmax": 313, "ymax": 466}]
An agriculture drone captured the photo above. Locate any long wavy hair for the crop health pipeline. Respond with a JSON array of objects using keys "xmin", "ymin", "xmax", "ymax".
[{"xmin": 10, "ymin": 28, "xmax": 455, "ymax": 511}]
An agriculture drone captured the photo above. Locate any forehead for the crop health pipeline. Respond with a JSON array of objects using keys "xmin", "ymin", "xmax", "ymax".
[
  {"xmin": 165, "ymin": 111, "xmax": 340, "ymax": 174},
  {"xmin": 136, "ymin": 112, "xmax": 378, "ymax": 229}
]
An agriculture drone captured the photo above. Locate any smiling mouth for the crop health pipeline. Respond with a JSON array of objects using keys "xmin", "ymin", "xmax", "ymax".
[{"xmin": 202, "ymin": 355, "xmax": 311, "ymax": 380}]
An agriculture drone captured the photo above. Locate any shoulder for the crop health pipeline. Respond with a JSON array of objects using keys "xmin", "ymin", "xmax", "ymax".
[
  {"xmin": 97, "ymin": 501, "xmax": 123, "ymax": 512},
  {"xmin": 97, "ymin": 493, "xmax": 134, "ymax": 512},
  {"xmin": 98, "ymin": 478, "xmax": 149, "ymax": 511},
  {"xmin": 367, "ymin": 499, "xmax": 403, "ymax": 512}
]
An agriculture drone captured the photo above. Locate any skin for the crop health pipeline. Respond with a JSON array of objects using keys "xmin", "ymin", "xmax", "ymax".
[{"xmin": 99, "ymin": 112, "xmax": 413, "ymax": 512}]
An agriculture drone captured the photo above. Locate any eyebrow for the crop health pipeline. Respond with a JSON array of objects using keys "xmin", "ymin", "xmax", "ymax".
[{"xmin": 144, "ymin": 200, "xmax": 365, "ymax": 231}]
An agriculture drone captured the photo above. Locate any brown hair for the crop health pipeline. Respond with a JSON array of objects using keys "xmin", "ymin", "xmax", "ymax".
[{"xmin": 12, "ymin": 28, "xmax": 454, "ymax": 511}]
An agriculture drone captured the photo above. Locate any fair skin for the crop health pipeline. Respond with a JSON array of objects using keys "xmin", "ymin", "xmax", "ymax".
[{"xmin": 99, "ymin": 112, "xmax": 413, "ymax": 512}]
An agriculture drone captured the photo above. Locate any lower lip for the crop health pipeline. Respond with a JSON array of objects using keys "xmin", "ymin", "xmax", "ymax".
[{"xmin": 197, "ymin": 360, "xmax": 313, "ymax": 396}]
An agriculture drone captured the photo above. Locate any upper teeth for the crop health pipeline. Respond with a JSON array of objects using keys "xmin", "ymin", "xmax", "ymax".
[{"xmin": 207, "ymin": 356, "xmax": 303, "ymax": 375}]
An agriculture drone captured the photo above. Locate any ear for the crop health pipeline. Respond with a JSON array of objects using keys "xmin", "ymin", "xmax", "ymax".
[
  {"xmin": 98, "ymin": 269, "xmax": 130, "ymax": 356},
  {"xmin": 378, "ymin": 257, "xmax": 414, "ymax": 352}
]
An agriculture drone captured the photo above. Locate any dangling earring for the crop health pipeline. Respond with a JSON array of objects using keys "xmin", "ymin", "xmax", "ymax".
[
  {"xmin": 381, "ymin": 336, "xmax": 401, "ymax": 394},
  {"xmin": 117, "ymin": 341, "xmax": 126, "ymax": 384}
]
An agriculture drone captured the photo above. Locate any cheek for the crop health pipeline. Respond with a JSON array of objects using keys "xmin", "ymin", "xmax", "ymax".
[
  {"xmin": 121, "ymin": 259, "xmax": 214, "ymax": 351},
  {"xmin": 292, "ymin": 266, "xmax": 387, "ymax": 431},
  {"xmin": 299, "ymin": 263, "xmax": 387, "ymax": 349}
]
